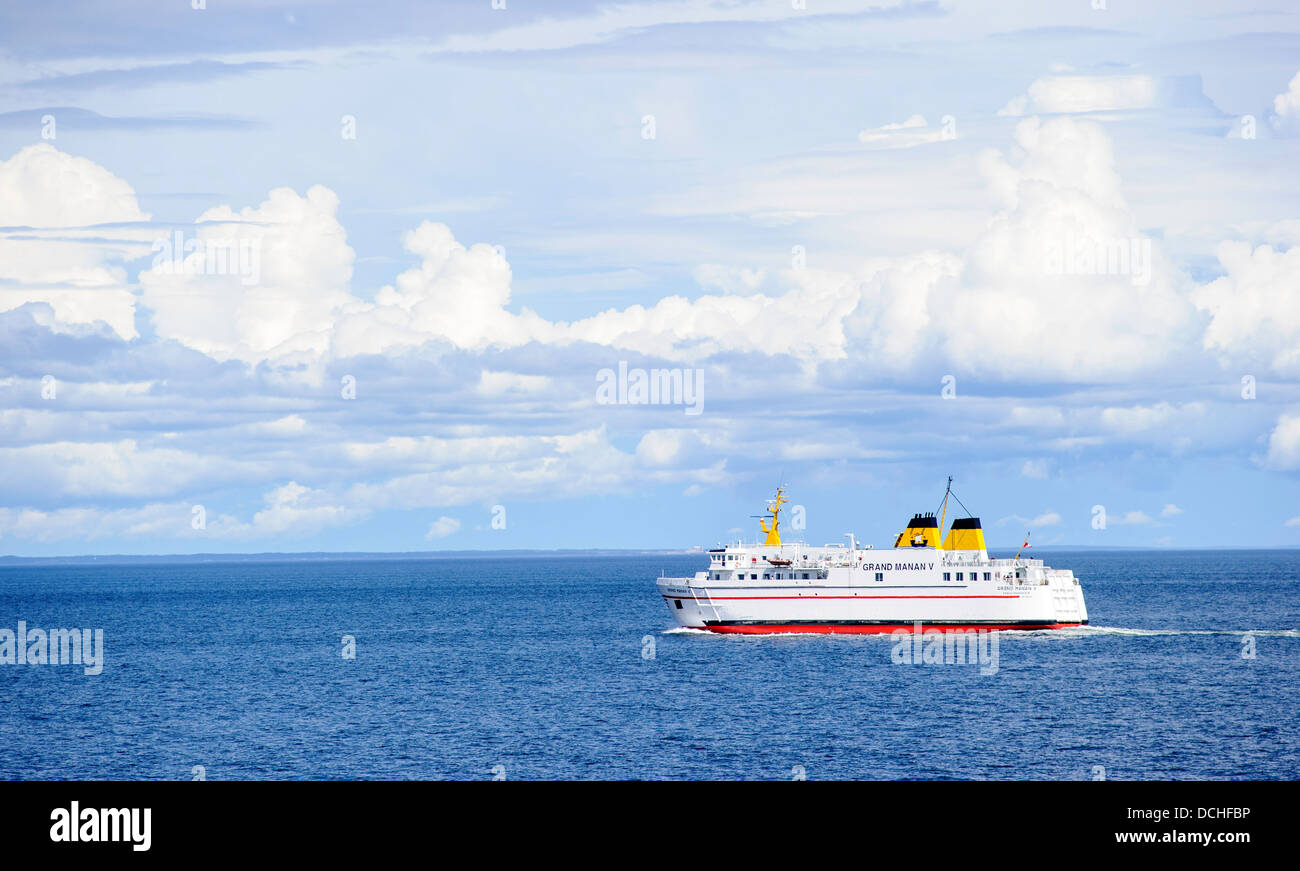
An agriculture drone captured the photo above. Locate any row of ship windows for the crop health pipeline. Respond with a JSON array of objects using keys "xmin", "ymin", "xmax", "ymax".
[
  {"xmin": 705, "ymin": 571, "xmax": 998, "ymax": 581},
  {"xmin": 709, "ymin": 572, "xmax": 823, "ymax": 581}
]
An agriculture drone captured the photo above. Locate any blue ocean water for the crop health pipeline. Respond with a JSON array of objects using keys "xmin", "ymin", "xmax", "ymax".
[{"xmin": 1, "ymin": 549, "xmax": 1297, "ymax": 780}]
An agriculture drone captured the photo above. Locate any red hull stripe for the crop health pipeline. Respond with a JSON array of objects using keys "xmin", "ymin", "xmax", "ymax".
[{"xmin": 705, "ymin": 622, "xmax": 1084, "ymax": 635}]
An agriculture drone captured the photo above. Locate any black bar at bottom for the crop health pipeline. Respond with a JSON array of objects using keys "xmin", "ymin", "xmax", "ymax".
[{"xmin": 0, "ymin": 780, "xmax": 1286, "ymax": 858}]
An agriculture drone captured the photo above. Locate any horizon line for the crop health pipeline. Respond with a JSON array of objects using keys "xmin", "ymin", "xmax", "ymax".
[{"xmin": 2, "ymin": 543, "xmax": 1300, "ymax": 565}]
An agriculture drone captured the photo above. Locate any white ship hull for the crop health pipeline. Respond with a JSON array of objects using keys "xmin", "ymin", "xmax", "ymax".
[{"xmin": 658, "ymin": 548, "xmax": 1089, "ymax": 635}]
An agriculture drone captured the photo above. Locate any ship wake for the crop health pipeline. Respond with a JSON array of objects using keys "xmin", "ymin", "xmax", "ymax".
[{"xmin": 1027, "ymin": 625, "xmax": 1300, "ymax": 638}]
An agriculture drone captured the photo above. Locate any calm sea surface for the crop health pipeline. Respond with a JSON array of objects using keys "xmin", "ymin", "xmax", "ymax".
[{"xmin": 1, "ymin": 550, "xmax": 1297, "ymax": 780}]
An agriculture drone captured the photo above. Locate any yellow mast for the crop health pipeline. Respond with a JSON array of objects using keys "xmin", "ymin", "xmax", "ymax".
[
  {"xmin": 1014, "ymin": 531, "xmax": 1030, "ymax": 562},
  {"xmin": 937, "ymin": 475, "xmax": 952, "ymax": 545},
  {"xmin": 758, "ymin": 488, "xmax": 787, "ymax": 546}
]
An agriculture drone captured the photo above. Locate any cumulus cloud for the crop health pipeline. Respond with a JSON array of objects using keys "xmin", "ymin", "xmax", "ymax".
[
  {"xmin": 1193, "ymin": 237, "xmax": 1300, "ymax": 376},
  {"xmin": 634, "ymin": 428, "xmax": 726, "ymax": 467},
  {"xmin": 237, "ymin": 481, "xmax": 359, "ymax": 537},
  {"xmin": 7, "ymin": 118, "xmax": 1197, "ymax": 388},
  {"xmin": 933, "ymin": 117, "xmax": 1194, "ymax": 380},
  {"xmin": 842, "ymin": 250, "xmax": 962, "ymax": 370},
  {"xmin": 335, "ymin": 220, "xmax": 863, "ymax": 368},
  {"xmin": 0, "ymin": 144, "xmax": 143, "ymax": 228},
  {"xmin": 334, "ymin": 221, "xmax": 555, "ymax": 357},
  {"xmin": 423, "ymin": 516, "xmax": 460, "ymax": 540},
  {"xmin": 0, "ymin": 119, "xmax": 1278, "ymax": 551},
  {"xmin": 139, "ymin": 184, "xmax": 357, "ymax": 367},
  {"xmin": 1161, "ymin": 504, "xmax": 1183, "ymax": 517},
  {"xmin": 1267, "ymin": 70, "xmax": 1300, "ymax": 136},
  {"xmin": 0, "ymin": 144, "xmax": 149, "ymax": 340},
  {"xmin": 840, "ymin": 115, "xmax": 1195, "ymax": 383},
  {"xmin": 636, "ymin": 429, "xmax": 690, "ymax": 466},
  {"xmin": 568, "ymin": 264, "xmax": 864, "ymax": 367},
  {"xmin": 1263, "ymin": 413, "xmax": 1300, "ymax": 470}
]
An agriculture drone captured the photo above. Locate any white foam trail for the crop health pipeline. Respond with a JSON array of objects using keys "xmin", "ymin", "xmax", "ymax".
[
  {"xmin": 661, "ymin": 625, "xmax": 1300, "ymax": 639},
  {"xmin": 1018, "ymin": 626, "xmax": 1300, "ymax": 638}
]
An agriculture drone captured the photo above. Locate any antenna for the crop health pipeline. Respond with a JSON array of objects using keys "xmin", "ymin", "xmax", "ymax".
[
  {"xmin": 757, "ymin": 486, "xmax": 787, "ymax": 546},
  {"xmin": 937, "ymin": 475, "xmax": 953, "ymax": 540}
]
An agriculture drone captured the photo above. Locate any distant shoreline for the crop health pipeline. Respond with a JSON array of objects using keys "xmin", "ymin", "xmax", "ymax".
[{"xmin": 1, "ymin": 545, "xmax": 1297, "ymax": 567}]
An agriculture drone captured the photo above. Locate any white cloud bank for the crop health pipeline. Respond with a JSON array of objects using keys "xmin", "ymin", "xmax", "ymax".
[
  {"xmin": 0, "ymin": 113, "xmax": 1245, "ymax": 387},
  {"xmin": 0, "ymin": 425, "xmax": 728, "ymax": 542},
  {"xmin": 0, "ymin": 482, "xmax": 363, "ymax": 543},
  {"xmin": 0, "ymin": 144, "xmax": 150, "ymax": 340}
]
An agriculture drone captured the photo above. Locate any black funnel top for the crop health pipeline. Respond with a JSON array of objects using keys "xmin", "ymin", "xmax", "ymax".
[{"xmin": 908, "ymin": 512, "xmax": 938, "ymax": 528}]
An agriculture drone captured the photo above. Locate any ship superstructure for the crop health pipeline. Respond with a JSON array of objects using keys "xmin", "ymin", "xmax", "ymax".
[{"xmin": 657, "ymin": 479, "xmax": 1088, "ymax": 634}]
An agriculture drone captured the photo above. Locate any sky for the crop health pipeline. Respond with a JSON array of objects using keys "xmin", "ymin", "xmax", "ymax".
[{"xmin": 0, "ymin": 0, "xmax": 1298, "ymax": 555}]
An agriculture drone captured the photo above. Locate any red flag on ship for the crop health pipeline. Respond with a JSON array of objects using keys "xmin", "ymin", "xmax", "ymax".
[{"xmin": 1014, "ymin": 531, "xmax": 1031, "ymax": 561}]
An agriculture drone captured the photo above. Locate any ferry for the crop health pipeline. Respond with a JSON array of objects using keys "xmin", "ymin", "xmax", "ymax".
[{"xmin": 658, "ymin": 479, "xmax": 1088, "ymax": 634}]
